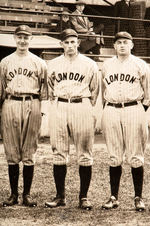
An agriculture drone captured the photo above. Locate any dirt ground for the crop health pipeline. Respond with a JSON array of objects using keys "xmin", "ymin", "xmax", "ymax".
[{"xmin": 1, "ymin": 136, "xmax": 150, "ymax": 226}]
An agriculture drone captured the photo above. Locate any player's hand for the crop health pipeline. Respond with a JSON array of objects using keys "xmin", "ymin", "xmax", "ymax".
[{"xmin": 95, "ymin": 127, "xmax": 102, "ymax": 135}]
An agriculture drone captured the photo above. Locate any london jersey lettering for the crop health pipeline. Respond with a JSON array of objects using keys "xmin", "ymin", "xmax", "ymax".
[
  {"xmin": 8, "ymin": 68, "xmax": 34, "ymax": 81},
  {"xmin": 56, "ymin": 72, "xmax": 85, "ymax": 83},
  {"xmin": 105, "ymin": 73, "xmax": 136, "ymax": 85}
]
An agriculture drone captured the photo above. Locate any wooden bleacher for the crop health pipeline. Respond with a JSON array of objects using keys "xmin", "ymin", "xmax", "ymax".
[{"xmin": 0, "ymin": 0, "xmax": 65, "ymax": 34}]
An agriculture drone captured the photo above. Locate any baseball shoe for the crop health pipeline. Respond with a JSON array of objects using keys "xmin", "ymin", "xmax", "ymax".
[
  {"xmin": 102, "ymin": 196, "xmax": 119, "ymax": 210},
  {"xmin": 45, "ymin": 197, "xmax": 66, "ymax": 208},
  {"xmin": 79, "ymin": 198, "xmax": 92, "ymax": 210},
  {"xmin": 3, "ymin": 194, "xmax": 18, "ymax": 207},
  {"xmin": 23, "ymin": 195, "xmax": 37, "ymax": 207},
  {"xmin": 134, "ymin": 196, "xmax": 145, "ymax": 212}
]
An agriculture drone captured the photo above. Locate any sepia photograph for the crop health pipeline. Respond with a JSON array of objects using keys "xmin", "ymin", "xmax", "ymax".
[{"xmin": 0, "ymin": 0, "xmax": 150, "ymax": 225}]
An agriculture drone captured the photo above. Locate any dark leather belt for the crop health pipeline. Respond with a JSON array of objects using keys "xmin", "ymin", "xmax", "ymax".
[
  {"xmin": 107, "ymin": 101, "xmax": 138, "ymax": 108},
  {"xmin": 58, "ymin": 97, "xmax": 82, "ymax": 103},
  {"xmin": 6, "ymin": 94, "xmax": 39, "ymax": 101}
]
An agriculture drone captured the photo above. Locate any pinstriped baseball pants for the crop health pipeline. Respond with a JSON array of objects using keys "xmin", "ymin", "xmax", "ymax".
[
  {"xmin": 1, "ymin": 98, "xmax": 41, "ymax": 165},
  {"xmin": 102, "ymin": 102, "xmax": 148, "ymax": 168},
  {"xmin": 49, "ymin": 98, "xmax": 95, "ymax": 166}
]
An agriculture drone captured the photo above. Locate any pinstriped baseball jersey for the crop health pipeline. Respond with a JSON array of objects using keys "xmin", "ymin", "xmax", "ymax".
[
  {"xmin": 47, "ymin": 53, "xmax": 100, "ymax": 166},
  {"xmin": 101, "ymin": 54, "xmax": 150, "ymax": 167},
  {"xmin": 0, "ymin": 51, "xmax": 47, "ymax": 97},
  {"xmin": 0, "ymin": 51, "xmax": 47, "ymax": 165},
  {"xmin": 102, "ymin": 54, "xmax": 150, "ymax": 105},
  {"xmin": 48, "ymin": 53, "xmax": 99, "ymax": 106}
]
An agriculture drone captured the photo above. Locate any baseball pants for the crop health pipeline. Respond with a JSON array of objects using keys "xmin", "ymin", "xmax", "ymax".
[
  {"xmin": 1, "ymin": 98, "xmax": 41, "ymax": 165},
  {"xmin": 102, "ymin": 102, "xmax": 148, "ymax": 167},
  {"xmin": 49, "ymin": 98, "xmax": 95, "ymax": 166}
]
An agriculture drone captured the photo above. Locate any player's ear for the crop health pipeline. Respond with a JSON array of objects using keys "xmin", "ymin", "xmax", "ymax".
[
  {"xmin": 130, "ymin": 41, "xmax": 134, "ymax": 49},
  {"xmin": 113, "ymin": 43, "xmax": 117, "ymax": 51},
  {"xmin": 77, "ymin": 39, "xmax": 81, "ymax": 47},
  {"xmin": 60, "ymin": 41, "xmax": 63, "ymax": 47}
]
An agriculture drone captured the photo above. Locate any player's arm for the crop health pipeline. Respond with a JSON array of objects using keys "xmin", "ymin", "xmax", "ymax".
[
  {"xmin": 101, "ymin": 64, "xmax": 107, "ymax": 108},
  {"xmin": 0, "ymin": 62, "xmax": 6, "ymax": 107},
  {"xmin": 39, "ymin": 62, "xmax": 48, "ymax": 101},
  {"xmin": 141, "ymin": 63, "xmax": 150, "ymax": 111},
  {"xmin": 89, "ymin": 64, "xmax": 100, "ymax": 106},
  {"xmin": 47, "ymin": 61, "xmax": 55, "ymax": 101}
]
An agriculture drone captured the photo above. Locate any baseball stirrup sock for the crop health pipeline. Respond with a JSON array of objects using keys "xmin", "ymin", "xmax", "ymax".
[
  {"xmin": 8, "ymin": 164, "xmax": 19, "ymax": 196},
  {"xmin": 131, "ymin": 166, "xmax": 144, "ymax": 198},
  {"xmin": 53, "ymin": 165, "xmax": 67, "ymax": 199},
  {"xmin": 110, "ymin": 166, "xmax": 122, "ymax": 199},
  {"xmin": 79, "ymin": 166, "xmax": 92, "ymax": 199},
  {"xmin": 23, "ymin": 165, "xmax": 34, "ymax": 196}
]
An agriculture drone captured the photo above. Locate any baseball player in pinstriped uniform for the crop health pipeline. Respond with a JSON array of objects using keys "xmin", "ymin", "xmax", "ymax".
[
  {"xmin": 45, "ymin": 28, "xmax": 100, "ymax": 210},
  {"xmin": 0, "ymin": 25, "xmax": 48, "ymax": 207},
  {"xmin": 101, "ymin": 31, "xmax": 150, "ymax": 211}
]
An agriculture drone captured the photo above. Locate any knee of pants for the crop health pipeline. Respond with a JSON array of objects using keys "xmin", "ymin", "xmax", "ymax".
[
  {"xmin": 22, "ymin": 154, "xmax": 35, "ymax": 165},
  {"xmin": 78, "ymin": 156, "xmax": 93, "ymax": 166},
  {"xmin": 53, "ymin": 152, "xmax": 69, "ymax": 165},
  {"xmin": 129, "ymin": 157, "xmax": 144, "ymax": 168},
  {"xmin": 109, "ymin": 157, "xmax": 123, "ymax": 167}
]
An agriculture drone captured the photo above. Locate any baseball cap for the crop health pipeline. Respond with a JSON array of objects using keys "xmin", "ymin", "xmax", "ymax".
[
  {"xmin": 60, "ymin": 29, "xmax": 78, "ymax": 41},
  {"xmin": 76, "ymin": 0, "xmax": 86, "ymax": 5},
  {"xmin": 15, "ymin": 25, "xmax": 32, "ymax": 36},
  {"xmin": 114, "ymin": 31, "xmax": 133, "ymax": 42}
]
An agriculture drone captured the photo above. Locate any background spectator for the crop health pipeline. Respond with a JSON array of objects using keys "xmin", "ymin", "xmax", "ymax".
[
  {"xmin": 114, "ymin": 0, "xmax": 133, "ymax": 33},
  {"xmin": 56, "ymin": 10, "xmax": 73, "ymax": 32},
  {"xmin": 71, "ymin": 0, "xmax": 104, "ymax": 56}
]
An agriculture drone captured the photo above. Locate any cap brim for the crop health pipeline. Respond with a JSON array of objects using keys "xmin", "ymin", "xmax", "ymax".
[
  {"xmin": 15, "ymin": 31, "xmax": 32, "ymax": 35},
  {"xmin": 61, "ymin": 34, "xmax": 78, "ymax": 41}
]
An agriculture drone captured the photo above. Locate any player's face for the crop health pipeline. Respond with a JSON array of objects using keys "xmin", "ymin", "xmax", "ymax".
[
  {"xmin": 61, "ymin": 36, "xmax": 80, "ymax": 56},
  {"xmin": 114, "ymin": 39, "xmax": 134, "ymax": 56},
  {"xmin": 14, "ymin": 34, "xmax": 32, "ymax": 53}
]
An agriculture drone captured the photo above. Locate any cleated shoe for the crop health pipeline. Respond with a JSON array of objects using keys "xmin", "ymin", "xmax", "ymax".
[
  {"xmin": 79, "ymin": 198, "xmax": 92, "ymax": 210},
  {"xmin": 102, "ymin": 196, "xmax": 119, "ymax": 210},
  {"xmin": 45, "ymin": 197, "xmax": 66, "ymax": 208},
  {"xmin": 134, "ymin": 196, "xmax": 145, "ymax": 212},
  {"xmin": 23, "ymin": 194, "xmax": 37, "ymax": 207},
  {"xmin": 3, "ymin": 194, "xmax": 18, "ymax": 207}
]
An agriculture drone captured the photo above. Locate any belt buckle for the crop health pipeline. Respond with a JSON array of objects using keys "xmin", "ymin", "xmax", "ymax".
[{"xmin": 121, "ymin": 102, "xmax": 124, "ymax": 108}]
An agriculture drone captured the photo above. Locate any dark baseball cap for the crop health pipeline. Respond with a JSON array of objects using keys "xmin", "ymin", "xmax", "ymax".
[
  {"xmin": 76, "ymin": 0, "xmax": 86, "ymax": 5},
  {"xmin": 60, "ymin": 29, "xmax": 78, "ymax": 41},
  {"xmin": 15, "ymin": 25, "xmax": 32, "ymax": 36},
  {"xmin": 114, "ymin": 31, "xmax": 133, "ymax": 42}
]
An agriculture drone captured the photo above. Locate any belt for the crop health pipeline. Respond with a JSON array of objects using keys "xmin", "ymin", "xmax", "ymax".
[
  {"xmin": 6, "ymin": 94, "xmax": 39, "ymax": 101},
  {"xmin": 58, "ymin": 97, "xmax": 82, "ymax": 103},
  {"xmin": 107, "ymin": 101, "xmax": 138, "ymax": 108}
]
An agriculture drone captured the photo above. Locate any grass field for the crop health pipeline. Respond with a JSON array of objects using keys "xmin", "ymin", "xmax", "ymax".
[{"xmin": 1, "ymin": 136, "xmax": 150, "ymax": 226}]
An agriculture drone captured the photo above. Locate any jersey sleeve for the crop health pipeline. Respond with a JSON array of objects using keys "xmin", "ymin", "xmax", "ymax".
[
  {"xmin": 39, "ymin": 60, "xmax": 48, "ymax": 101},
  {"xmin": 89, "ymin": 62, "xmax": 100, "ymax": 106},
  {"xmin": 101, "ymin": 61, "xmax": 107, "ymax": 106},
  {"xmin": 140, "ymin": 62, "xmax": 150, "ymax": 106},
  {"xmin": 47, "ymin": 60, "xmax": 55, "ymax": 101},
  {"xmin": 0, "ymin": 60, "xmax": 7, "ymax": 106}
]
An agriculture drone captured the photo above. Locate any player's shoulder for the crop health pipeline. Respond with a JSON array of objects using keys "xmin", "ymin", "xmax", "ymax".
[
  {"xmin": 130, "ymin": 54, "xmax": 147, "ymax": 64},
  {"xmin": 78, "ymin": 53, "xmax": 98, "ymax": 66},
  {"xmin": 1, "ymin": 52, "xmax": 15, "ymax": 62},
  {"xmin": 29, "ymin": 52, "xmax": 46, "ymax": 64},
  {"xmin": 46, "ymin": 55, "xmax": 63, "ymax": 66},
  {"xmin": 0, "ymin": 52, "xmax": 15, "ymax": 66},
  {"xmin": 102, "ymin": 56, "xmax": 116, "ymax": 67}
]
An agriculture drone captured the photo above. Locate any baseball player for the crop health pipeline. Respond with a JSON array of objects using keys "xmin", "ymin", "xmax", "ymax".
[
  {"xmin": 45, "ymin": 28, "xmax": 100, "ymax": 210},
  {"xmin": 0, "ymin": 25, "xmax": 48, "ymax": 207},
  {"xmin": 101, "ymin": 31, "xmax": 150, "ymax": 211}
]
